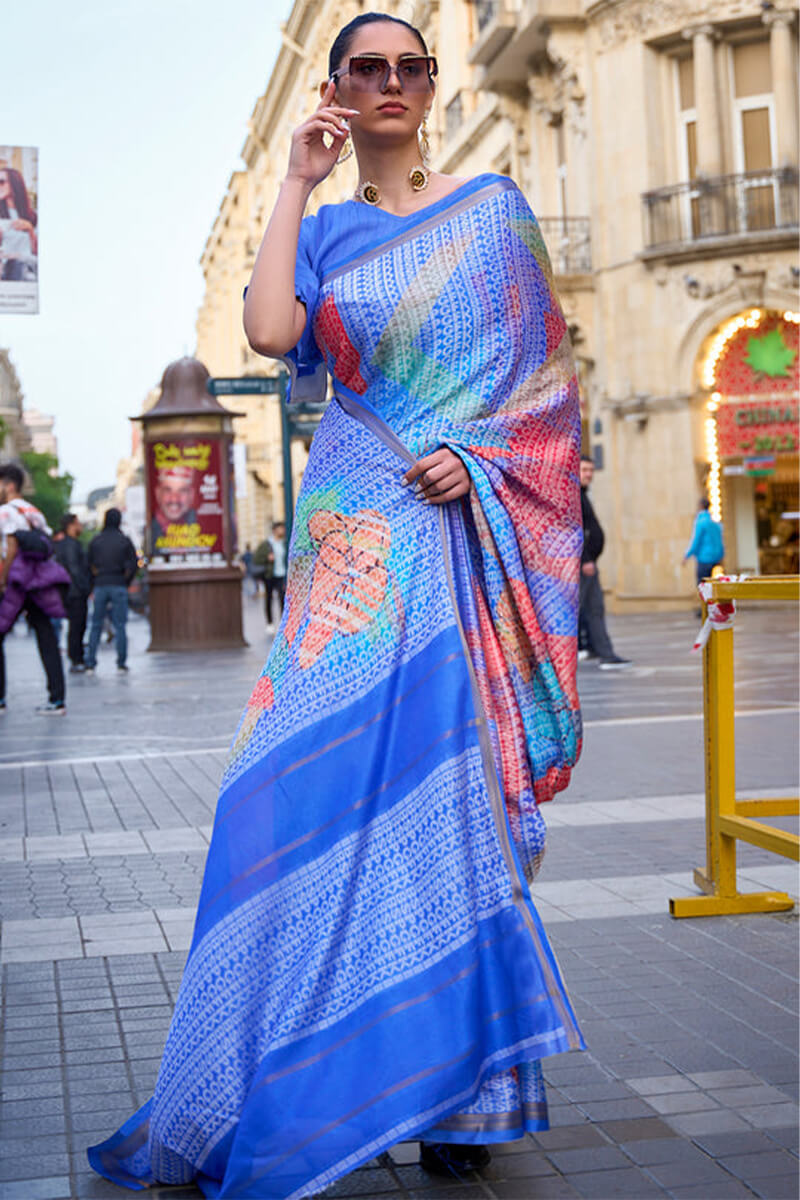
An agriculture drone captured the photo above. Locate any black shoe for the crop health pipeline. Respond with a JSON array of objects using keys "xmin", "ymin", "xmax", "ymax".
[
  {"xmin": 116, "ymin": 663, "xmax": 129, "ymax": 673},
  {"xmin": 420, "ymin": 1142, "xmax": 491, "ymax": 1176},
  {"xmin": 0, "ymin": 700, "xmax": 6, "ymax": 714},
  {"xmin": 598, "ymin": 655, "xmax": 631, "ymax": 670}
]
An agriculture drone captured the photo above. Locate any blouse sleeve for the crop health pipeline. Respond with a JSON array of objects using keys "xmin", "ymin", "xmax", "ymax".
[{"xmin": 282, "ymin": 215, "xmax": 327, "ymax": 404}]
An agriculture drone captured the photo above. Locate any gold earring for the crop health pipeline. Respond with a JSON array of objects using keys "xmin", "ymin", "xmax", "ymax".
[
  {"xmin": 337, "ymin": 133, "xmax": 353, "ymax": 164},
  {"xmin": 418, "ymin": 113, "xmax": 432, "ymax": 166}
]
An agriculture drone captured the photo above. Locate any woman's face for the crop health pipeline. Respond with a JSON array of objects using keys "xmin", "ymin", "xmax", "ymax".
[
  {"xmin": 0, "ymin": 174, "xmax": 11, "ymax": 200},
  {"xmin": 333, "ymin": 22, "xmax": 434, "ymax": 145}
]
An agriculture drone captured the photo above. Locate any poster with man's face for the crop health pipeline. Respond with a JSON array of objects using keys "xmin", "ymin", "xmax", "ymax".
[
  {"xmin": 147, "ymin": 438, "xmax": 225, "ymax": 562},
  {"xmin": 0, "ymin": 145, "xmax": 39, "ymax": 314}
]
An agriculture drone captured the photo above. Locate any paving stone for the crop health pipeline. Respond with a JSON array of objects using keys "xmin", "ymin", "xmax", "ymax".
[
  {"xmin": 567, "ymin": 1167, "xmax": 666, "ymax": 1197},
  {"xmin": 644, "ymin": 1091, "xmax": 720, "ymax": 1115},
  {"xmin": 627, "ymin": 1074, "xmax": 699, "ymax": 1096},
  {"xmin": 740, "ymin": 1103, "xmax": 800, "ymax": 1129},
  {"xmin": 721, "ymin": 1151, "xmax": 799, "ymax": 1181},
  {"xmin": 0, "ymin": 1179, "xmax": 72, "ymax": 1200},
  {"xmin": 532, "ymin": 1126, "xmax": 606, "ymax": 1151},
  {"xmin": 666, "ymin": 1110, "xmax": 752, "ymax": 1136},
  {"xmin": 545, "ymin": 1146, "xmax": 630, "ymax": 1174},
  {"xmin": 599, "ymin": 1117, "xmax": 675, "ymax": 1143}
]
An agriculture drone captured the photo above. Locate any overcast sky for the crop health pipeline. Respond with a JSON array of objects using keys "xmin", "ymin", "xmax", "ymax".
[{"xmin": 1, "ymin": 0, "xmax": 284, "ymax": 500}]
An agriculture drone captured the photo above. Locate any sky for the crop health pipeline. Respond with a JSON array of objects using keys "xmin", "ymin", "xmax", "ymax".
[{"xmin": 1, "ymin": 0, "xmax": 284, "ymax": 501}]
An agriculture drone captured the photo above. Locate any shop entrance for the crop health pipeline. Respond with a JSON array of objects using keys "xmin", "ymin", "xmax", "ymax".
[{"xmin": 698, "ymin": 307, "xmax": 799, "ymax": 574}]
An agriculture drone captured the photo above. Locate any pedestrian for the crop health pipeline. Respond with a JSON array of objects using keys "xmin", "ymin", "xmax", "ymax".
[
  {"xmin": 85, "ymin": 508, "xmax": 137, "ymax": 674},
  {"xmin": 684, "ymin": 497, "xmax": 724, "ymax": 586},
  {"xmin": 239, "ymin": 541, "xmax": 257, "ymax": 596},
  {"xmin": 0, "ymin": 460, "xmax": 69, "ymax": 715},
  {"xmin": 264, "ymin": 520, "xmax": 286, "ymax": 630},
  {"xmin": 53, "ymin": 512, "xmax": 92, "ymax": 672},
  {"xmin": 578, "ymin": 454, "xmax": 631, "ymax": 669},
  {"xmin": 89, "ymin": 13, "xmax": 584, "ymax": 1197}
]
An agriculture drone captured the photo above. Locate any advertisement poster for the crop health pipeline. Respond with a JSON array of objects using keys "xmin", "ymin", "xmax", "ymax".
[
  {"xmin": 0, "ymin": 145, "xmax": 38, "ymax": 314},
  {"xmin": 147, "ymin": 437, "xmax": 225, "ymax": 562}
]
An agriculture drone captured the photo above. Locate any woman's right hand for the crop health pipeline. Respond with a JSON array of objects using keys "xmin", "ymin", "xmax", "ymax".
[{"xmin": 286, "ymin": 80, "xmax": 359, "ymax": 190}]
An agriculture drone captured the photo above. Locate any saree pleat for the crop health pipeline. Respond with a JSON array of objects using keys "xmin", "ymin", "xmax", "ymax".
[{"xmin": 89, "ymin": 174, "xmax": 584, "ymax": 1198}]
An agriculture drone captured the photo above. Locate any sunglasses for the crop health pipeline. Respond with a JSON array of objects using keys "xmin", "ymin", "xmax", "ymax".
[{"xmin": 331, "ymin": 54, "xmax": 437, "ymax": 93}]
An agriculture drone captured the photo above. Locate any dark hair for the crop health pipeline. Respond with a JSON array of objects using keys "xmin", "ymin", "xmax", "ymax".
[
  {"xmin": 328, "ymin": 12, "xmax": 428, "ymax": 76},
  {"xmin": 699, "ymin": 497, "xmax": 711, "ymax": 510},
  {"xmin": 580, "ymin": 454, "xmax": 595, "ymax": 465},
  {"xmin": 0, "ymin": 461, "xmax": 25, "ymax": 491},
  {"xmin": 0, "ymin": 167, "xmax": 36, "ymax": 225},
  {"xmin": 60, "ymin": 512, "xmax": 78, "ymax": 532},
  {"xmin": 104, "ymin": 507, "xmax": 122, "ymax": 529}
]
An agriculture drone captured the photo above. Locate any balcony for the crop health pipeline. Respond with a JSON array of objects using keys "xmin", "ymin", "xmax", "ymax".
[
  {"xmin": 642, "ymin": 168, "xmax": 799, "ymax": 259},
  {"xmin": 468, "ymin": 1, "xmax": 584, "ymax": 89},
  {"xmin": 538, "ymin": 217, "xmax": 592, "ymax": 274}
]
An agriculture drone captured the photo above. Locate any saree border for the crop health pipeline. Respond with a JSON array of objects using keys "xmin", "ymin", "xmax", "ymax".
[{"xmin": 320, "ymin": 177, "xmax": 517, "ymax": 288}]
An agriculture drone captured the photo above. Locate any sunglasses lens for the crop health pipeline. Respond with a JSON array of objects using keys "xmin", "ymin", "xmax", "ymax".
[
  {"xmin": 347, "ymin": 56, "xmax": 433, "ymax": 91},
  {"xmin": 348, "ymin": 57, "xmax": 385, "ymax": 90}
]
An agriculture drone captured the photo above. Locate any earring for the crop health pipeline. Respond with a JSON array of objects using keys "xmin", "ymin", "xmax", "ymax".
[
  {"xmin": 418, "ymin": 113, "xmax": 432, "ymax": 167},
  {"xmin": 337, "ymin": 133, "xmax": 353, "ymax": 164}
]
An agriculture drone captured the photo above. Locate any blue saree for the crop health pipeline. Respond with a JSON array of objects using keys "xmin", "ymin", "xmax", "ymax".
[{"xmin": 89, "ymin": 174, "xmax": 584, "ymax": 1199}]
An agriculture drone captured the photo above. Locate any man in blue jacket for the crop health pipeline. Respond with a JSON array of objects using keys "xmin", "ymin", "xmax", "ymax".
[{"xmin": 684, "ymin": 498, "xmax": 725, "ymax": 584}]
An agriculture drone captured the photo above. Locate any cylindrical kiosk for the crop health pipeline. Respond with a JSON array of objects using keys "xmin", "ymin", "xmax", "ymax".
[{"xmin": 135, "ymin": 356, "xmax": 246, "ymax": 651}]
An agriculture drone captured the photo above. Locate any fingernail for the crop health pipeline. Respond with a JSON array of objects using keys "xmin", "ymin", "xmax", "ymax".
[{"xmin": 400, "ymin": 478, "xmax": 408, "ymax": 487}]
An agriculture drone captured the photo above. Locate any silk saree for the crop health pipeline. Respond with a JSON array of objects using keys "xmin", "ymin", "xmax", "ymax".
[{"xmin": 89, "ymin": 173, "xmax": 584, "ymax": 1199}]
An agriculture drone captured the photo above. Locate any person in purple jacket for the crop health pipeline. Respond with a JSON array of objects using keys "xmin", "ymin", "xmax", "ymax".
[{"xmin": 0, "ymin": 461, "xmax": 69, "ymax": 715}]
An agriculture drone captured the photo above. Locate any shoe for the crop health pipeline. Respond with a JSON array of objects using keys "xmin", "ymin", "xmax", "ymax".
[
  {"xmin": 69, "ymin": 663, "xmax": 87, "ymax": 674},
  {"xmin": 420, "ymin": 1142, "xmax": 491, "ymax": 1176},
  {"xmin": 36, "ymin": 701, "xmax": 66, "ymax": 716},
  {"xmin": 577, "ymin": 649, "xmax": 597, "ymax": 662},
  {"xmin": 85, "ymin": 666, "xmax": 96, "ymax": 675},
  {"xmin": 598, "ymin": 655, "xmax": 631, "ymax": 670},
  {"xmin": 117, "ymin": 664, "xmax": 129, "ymax": 673},
  {"xmin": 0, "ymin": 700, "xmax": 6, "ymax": 714}
]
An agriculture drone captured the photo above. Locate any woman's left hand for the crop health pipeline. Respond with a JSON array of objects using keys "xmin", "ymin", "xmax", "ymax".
[{"xmin": 403, "ymin": 448, "xmax": 471, "ymax": 504}]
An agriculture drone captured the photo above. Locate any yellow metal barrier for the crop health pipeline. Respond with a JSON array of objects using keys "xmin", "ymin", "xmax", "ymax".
[{"xmin": 670, "ymin": 575, "xmax": 800, "ymax": 918}]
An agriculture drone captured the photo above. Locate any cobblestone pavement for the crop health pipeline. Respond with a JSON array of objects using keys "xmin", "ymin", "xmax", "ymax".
[{"xmin": 0, "ymin": 597, "xmax": 798, "ymax": 1200}]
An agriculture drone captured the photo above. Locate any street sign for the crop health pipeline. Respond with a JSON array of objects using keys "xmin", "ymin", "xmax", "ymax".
[{"xmin": 207, "ymin": 376, "xmax": 285, "ymax": 396}]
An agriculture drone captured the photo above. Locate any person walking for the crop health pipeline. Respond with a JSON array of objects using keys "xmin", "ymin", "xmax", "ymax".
[
  {"xmin": 264, "ymin": 520, "xmax": 286, "ymax": 630},
  {"xmin": 85, "ymin": 508, "xmax": 137, "ymax": 674},
  {"xmin": 684, "ymin": 497, "xmax": 724, "ymax": 585},
  {"xmin": 578, "ymin": 455, "xmax": 631, "ymax": 669},
  {"xmin": 0, "ymin": 460, "xmax": 68, "ymax": 714},
  {"xmin": 53, "ymin": 512, "xmax": 92, "ymax": 672},
  {"xmin": 89, "ymin": 14, "xmax": 584, "ymax": 1197}
]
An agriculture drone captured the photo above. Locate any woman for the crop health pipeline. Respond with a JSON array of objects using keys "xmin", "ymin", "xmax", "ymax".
[
  {"xmin": 89, "ymin": 13, "xmax": 584, "ymax": 1199},
  {"xmin": 0, "ymin": 167, "xmax": 37, "ymax": 281}
]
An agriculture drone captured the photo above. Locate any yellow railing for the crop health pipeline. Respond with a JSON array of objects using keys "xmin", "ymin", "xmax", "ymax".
[{"xmin": 670, "ymin": 575, "xmax": 800, "ymax": 918}]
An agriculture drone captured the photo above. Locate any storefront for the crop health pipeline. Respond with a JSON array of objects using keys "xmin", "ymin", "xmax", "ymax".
[{"xmin": 699, "ymin": 308, "xmax": 799, "ymax": 575}]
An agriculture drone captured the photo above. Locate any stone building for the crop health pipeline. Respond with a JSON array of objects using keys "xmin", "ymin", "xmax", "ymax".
[
  {"xmin": 0, "ymin": 349, "xmax": 32, "ymax": 459},
  {"xmin": 195, "ymin": 0, "xmax": 799, "ymax": 604},
  {"xmin": 22, "ymin": 407, "xmax": 58, "ymax": 459}
]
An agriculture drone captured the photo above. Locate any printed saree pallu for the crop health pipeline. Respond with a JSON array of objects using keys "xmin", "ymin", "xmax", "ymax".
[{"xmin": 89, "ymin": 174, "xmax": 584, "ymax": 1200}]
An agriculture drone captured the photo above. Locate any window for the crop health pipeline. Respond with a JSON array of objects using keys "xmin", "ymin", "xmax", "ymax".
[
  {"xmin": 675, "ymin": 55, "xmax": 700, "ymax": 235},
  {"xmin": 730, "ymin": 40, "xmax": 776, "ymax": 229}
]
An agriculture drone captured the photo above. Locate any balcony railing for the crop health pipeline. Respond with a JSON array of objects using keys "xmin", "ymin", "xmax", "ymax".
[
  {"xmin": 642, "ymin": 167, "xmax": 799, "ymax": 251},
  {"xmin": 538, "ymin": 217, "xmax": 592, "ymax": 274}
]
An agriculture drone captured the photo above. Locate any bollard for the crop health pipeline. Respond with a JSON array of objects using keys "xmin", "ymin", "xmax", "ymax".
[{"xmin": 670, "ymin": 575, "xmax": 799, "ymax": 918}]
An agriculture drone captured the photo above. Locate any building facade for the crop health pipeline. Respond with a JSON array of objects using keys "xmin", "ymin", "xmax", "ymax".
[
  {"xmin": 0, "ymin": 349, "xmax": 32, "ymax": 459},
  {"xmin": 22, "ymin": 407, "xmax": 58, "ymax": 458},
  {"xmin": 195, "ymin": 0, "xmax": 799, "ymax": 603}
]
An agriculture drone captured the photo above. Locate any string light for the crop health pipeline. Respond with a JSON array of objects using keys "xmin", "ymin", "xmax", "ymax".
[
  {"xmin": 700, "ymin": 308, "xmax": 763, "ymax": 388},
  {"xmin": 783, "ymin": 311, "xmax": 800, "ymax": 324}
]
